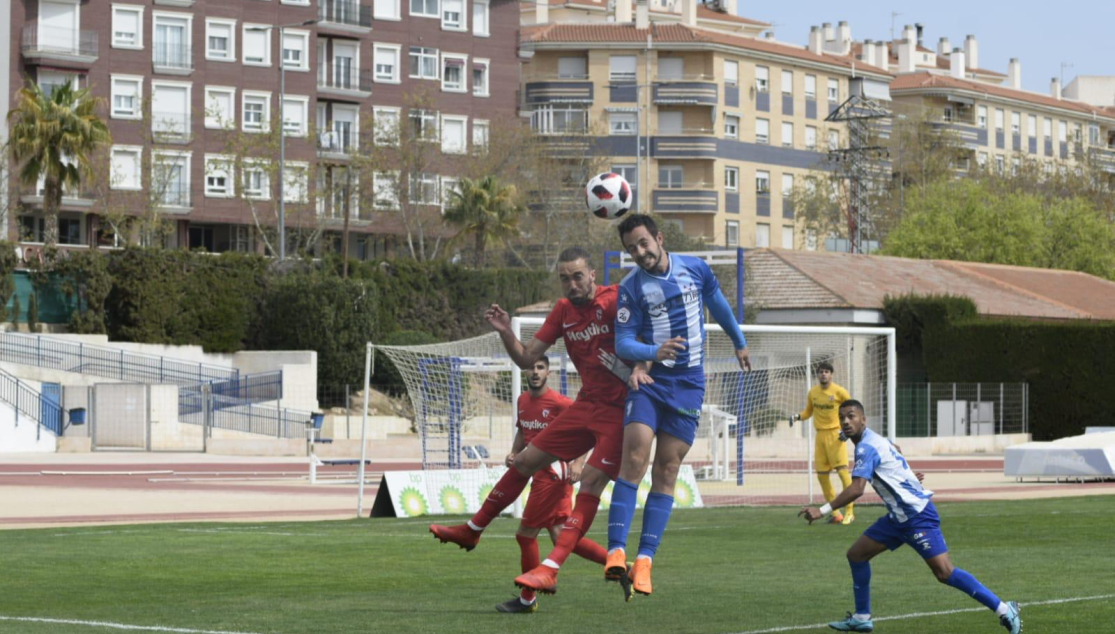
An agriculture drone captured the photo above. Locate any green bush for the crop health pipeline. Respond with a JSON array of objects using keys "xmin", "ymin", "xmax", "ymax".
[
  {"xmin": 27, "ymin": 293, "xmax": 38, "ymax": 332},
  {"xmin": 373, "ymin": 330, "xmax": 440, "ymax": 396},
  {"xmin": 883, "ymin": 293, "xmax": 978, "ymax": 382}
]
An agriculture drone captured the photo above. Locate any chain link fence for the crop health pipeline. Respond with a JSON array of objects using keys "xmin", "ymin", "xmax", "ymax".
[{"xmin": 897, "ymin": 382, "xmax": 1028, "ymax": 437}]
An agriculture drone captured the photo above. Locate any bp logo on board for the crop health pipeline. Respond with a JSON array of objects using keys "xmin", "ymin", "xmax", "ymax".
[
  {"xmin": 399, "ymin": 487, "xmax": 428, "ymax": 517},
  {"xmin": 439, "ymin": 486, "xmax": 467, "ymax": 514}
]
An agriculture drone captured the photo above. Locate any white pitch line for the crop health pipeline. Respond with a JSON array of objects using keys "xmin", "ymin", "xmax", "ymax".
[
  {"xmin": 722, "ymin": 593, "xmax": 1115, "ymax": 634},
  {"xmin": 0, "ymin": 616, "xmax": 269, "ymax": 634}
]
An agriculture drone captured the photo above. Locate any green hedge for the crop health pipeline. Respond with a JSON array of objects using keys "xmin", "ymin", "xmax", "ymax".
[{"xmin": 882, "ymin": 293, "xmax": 978, "ymax": 383}]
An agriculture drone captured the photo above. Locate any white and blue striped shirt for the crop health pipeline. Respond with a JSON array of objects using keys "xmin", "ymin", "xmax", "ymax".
[{"xmin": 851, "ymin": 428, "xmax": 934, "ymax": 523}]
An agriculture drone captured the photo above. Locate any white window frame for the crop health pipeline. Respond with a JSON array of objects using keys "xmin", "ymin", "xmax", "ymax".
[
  {"xmin": 1043, "ymin": 118, "xmax": 1053, "ymax": 138},
  {"xmin": 205, "ymin": 18, "xmax": 236, "ymax": 62},
  {"xmin": 204, "ymin": 154, "xmax": 235, "ymax": 198},
  {"xmin": 755, "ymin": 118, "xmax": 769, "ymax": 144},
  {"xmin": 755, "ymin": 66, "xmax": 769, "ymax": 92},
  {"xmin": 827, "ymin": 78, "xmax": 838, "ymax": 101},
  {"xmin": 373, "ymin": 106, "xmax": 401, "ymax": 144},
  {"xmin": 781, "ymin": 122, "xmax": 793, "ymax": 147},
  {"xmin": 440, "ymin": 114, "xmax": 468, "ymax": 154},
  {"xmin": 724, "ymin": 166, "xmax": 739, "ymax": 192},
  {"xmin": 242, "ymin": 160, "xmax": 270, "ymax": 201},
  {"xmin": 441, "ymin": 176, "xmax": 460, "ymax": 212},
  {"xmin": 153, "ymin": 150, "xmax": 192, "ymax": 208},
  {"xmin": 782, "ymin": 226, "xmax": 794, "ymax": 250},
  {"xmin": 724, "ymin": 114, "xmax": 739, "ymax": 139},
  {"xmin": 828, "ymin": 129, "xmax": 839, "ymax": 150},
  {"xmin": 441, "ymin": 53, "xmax": 468, "ymax": 93},
  {"xmin": 995, "ymin": 108, "xmax": 1004, "ymax": 130},
  {"xmin": 1027, "ymin": 114, "xmax": 1037, "ymax": 137},
  {"xmin": 472, "ymin": 58, "xmax": 489, "ymax": 97},
  {"xmin": 804, "ymin": 74, "xmax": 817, "ymax": 99},
  {"xmin": 756, "ymin": 222, "xmax": 770, "ymax": 248},
  {"xmin": 110, "ymin": 75, "xmax": 143, "ymax": 120},
  {"xmin": 609, "ymin": 56, "xmax": 637, "ymax": 81},
  {"xmin": 471, "ymin": 0, "xmax": 489, "ymax": 36},
  {"xmin": 1058, "ymin": 120, "xmax": 1067, "ymax": 143},
  {"xmin": 282, "ymin": 95, "xmax": 309, "ymax": 137},
  {"xmin": 756, "ymin": 170, "xmax": 770, "ymax": 194},
  {"xmin": 111, "ymin": 4, "xmax": 144, "ymax": 50},
  {"xmin": 242, "ymin": 23, "xmax": 272, "ymax": 67},
  {"xmin": 1011, "ymin": 112, "xmax": 1020, "ymax": 135},
  {"xmin": 242, "ymin": 90, "xmax": 271, "ymax": 132},
  {"xmin": 726, "ymin": 220, "xmax": 739, "ymax": 247},
  {"xmin": 781, "ymin": 70, "xmax": 792, "ymax": 95},
  {"xmin": 473, "ymin": 119, "xmax": 489, "ymax": 151},
  {"xmin": 724, "ymin": 60, "xmax": 738, "ymax": 86},
  {"xmin": 781, "ymin": 173, "xmax": 794, "ymax": 197},
  {"xmin": 978, "ymin": 105, "xmax": 988, "ymax": 128},
  {"xmin": 204, "ymin": 85, "xmax": 236, "ymax": 130},
  {"xmin": 609, "ymin": 111, "xmax": 637, "ymax": 136},
  {"xmin": 150, "ymin": 79, "xmax": 191, "ymax": 138},
  {"xmin": 410, "ymin": 172, "xmax": 440, "ymax": 205},
  {"xmin": 410, "ymin": 108, "xmax": 440, "ymax": 141},
  {"xmin": 283, "ymin": 161, "xmax": 310, "ymax": 204},
  {"xmin": 441, "ymin": 0, "xmax": 465, "ymax": 31},
  {"xmin": 410, "ymin": 0, "xmax": 440, "ymax": 19},
  {"xmin": 110, "ymin": 145, "xmax": 143, "ymax": 191},
  {"xmin": 152, "ymin": 11, "xmax": 194, "ymax": 70},
  {"xmin": 805, "ymin": 125, "xmax": 817, "ymax": 150},
  {"xmin": 410, "ymin": 46, "xmax": 440, "ymax": 80},
  {"xmin": 282, "ymin": 29, "xmax": 310, "ymax": 71},
  {"xmin": 375, "ymin": 0, "xmax": 402, "ymax": 21},
  {"xmin": 374, "ymin": 44, "xmax": 401, "ymax": 83}
]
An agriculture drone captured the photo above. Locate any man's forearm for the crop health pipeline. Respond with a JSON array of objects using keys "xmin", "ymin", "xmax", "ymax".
[{"xmin": 498, "ymin": 329, "xmax": 532, "ymax": 368}]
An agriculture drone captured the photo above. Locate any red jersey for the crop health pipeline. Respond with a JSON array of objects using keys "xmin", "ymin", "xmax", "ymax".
[
  {"xmin": 516, "ymin": 389, "xmax": 574, "ymax": 444},
  {"xmin": 534, "ymin": 284, "xmax": 627, "ymax": 405}
]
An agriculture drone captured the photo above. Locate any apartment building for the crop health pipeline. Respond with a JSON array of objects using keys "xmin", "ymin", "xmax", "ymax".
[
  {"xmin": 519, "ymin": 0, "xmax": 891, "ymax": 249},
  {"xmin": 3, "ymin": 0, "xmax": 518, "ymax": 256}
]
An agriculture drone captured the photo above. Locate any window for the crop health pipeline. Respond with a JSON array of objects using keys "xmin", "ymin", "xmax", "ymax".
[
  {"xmin": 37, "ymin": 71, "xmax": 77, "ymax": 99},
  {"xmin": 204, "ymin": 155, "xmax": 234, "ymax": 198},
  {"xmin": 243, "ymin": 163, "xmax": 269, "ymax": 200},
  {"xmin": 658, "ymin": 111, "xmax": 682, "ymax": 134},
  {"xmin": 206, "ymin": 19, "xmax": 235, "ymax": 62},
  {"xmin": 612, "ymin": 164, "xmax": 637, "ymax": 190},
  {"xmin": 805, "ymin": 125, "xmax": 817, "ymax": 149},
  {"xmin": 724, "ymin": 60, "xmax": 738, "ymax": 85},
  {"xmin": 442, "ymin": 53, "xmax": 467, "ymax": 92},
  {"xmin": 282, "ymin": 96, "xmax": 308, "ymax": 136},
  {"xmin": 724, "ymin": 114, "xmax": 739, "ymax": 138},
  {"xmin": 1028, "ymin": 115, "xmax": 1037, "ymax": 137},
  {"xmin": 1058, "ymin": 120, "xmax": 1067, "ymax": 142},
  {"xmin": 442, "ymin": 0, "xmax": 464, "ymax": 30},
  {"xmin": 943, "ymin": 106, "xmax": 954, "ymax": 122},
  {"xmin": 472, "ymin": 0, "xmax": 489, "ymax": 36},
  {"xmin": 1089, "ymin": 124, "xmax": 1101, "ymax": 145},
  {"xmin": 658, "ymin": 58, "xmax": 684, "ymax": 80},
  {"xmin": 755, "ymin": 118, "xmax": 769, "ymax": 144},
  {"xmin": 828, "ymin": 129, "xmax": 839, "ymax": 150},
  {"xmin": 1043, "ymin": 118, "xmax": 1052, "ymax": 137},
  {"xmin": 756, "ymin": 223, "xmax": 770, "ymax": 247},
  {"xmin": 726, "ymin": 220, "xmax": 739, "ymax": 247},
  {"xmin": 410, "ymin": 108, "xmax": 439, "ymax": 140},
  {"xmin": 441, "ymin": 115, "xmax": 467, "ymax": 154},
  {"xmin": 1011, "ymin": 156, "xmax": 1020, "ymax": 174},
  {"xmin": 558, "ymin": 57, "xmax": 587, "ymax": 79},
  {"xmin": 1073, "ymin": 123, "xmax": 1083, "ymax": 143},
  {"xmin": 409, "ymin": 173, "xmax": 439, "ymax": 205},
  {"xmin": 473, "ymin": 120, "xmax": 489, "ymax": 150},
  {"xmin": 112, "ymin": 5, "xmax": 144, "ymax": 49},
  {"xmin": 282, "ymin": 30, "xmax": 309, "ymax": 70},
  {"xmin": 373, "ymin": 172, "xmax": 399, "ymax": 209},
  {"xmin": 410, "ymin": 0, "xmax": 439, "ymax": 18},
  {"xmin": 755, "ymin": 66, "xmax": 769, "ymax": 92},
  {"xmin": 410, "ymin": 46, "xmax": 439, "ymax": 79},
  {"xmin": 153, "ymin": 13, "xmax": 192, "ymax": 70},
  {"xmin": 609, "ymin": 112, "xmax": 636, "ymax": 135},
  {"xmin": 151, "ymin": 81, "xmax": 190, "ymax": 138},
  {"xmin": 781, "ymin": 173, "xmax": 794, "ymax": 197},
  {"xmin": 781, "ymin": 70, "xmax": 793, "ymax": 95},
  {"xmin": 375, "ymin": 0, "xmax": 401, "ymax": 20},
  {"xmin": 472, "ymin": 60, "xmax": 489, "ymax": 96},
  {"xmin": 995, "ymin": 155, "xmax": 1005, "ymax": 172},
  {"xmin": 243, "ymin": 24, "xmax": 270, "ymax": 66},
  {"xmin": 204, "ymin": 86, "xmax": 236, "ymax": 129},
  {"xmin": 756, "ymin": 170, "xmax": 770, "ymax": 194},
  {"xmin": 977, "ymin": 106, "xmax": 988, "ymax": 128},
  {"xmin": 725, "ymin": 166, "xmax": 738, "ymax": 192},
  {"xmin": 243, "ymin": 91, "xmax": 270, "ymax": 131},
  {"xmin": 659, "ymin": 165, "xmax": 683, "ymax": 188},
  {"xmin": 440, "ymin": 177, "xmax": 461, "ymax": 210},
  {"xmin": 284, "ymin": 162, "xmax": 309, "ymax": 203},
  {"xmin": 1011, "ymin": 112, "xmax": 1020, "ymax": 134},
  {"xmin": 111, "ymin": 75, "xmax": 142, "ymax": 119},
  {"xmin": 781, "ymin": 122, "xmax": 793, "ymax": 147},
  {"xmin": 995, "ymin": 108, "xmax": 1004, "ymax": 130},
  {"xmin": 827, "ymin": 78, "xmax": 838, "ymax": 101},
  {"xmin": 529, "ymin": 105, "xmax": 588, "ymax": 134},
  {"xmin": 154, "ymin": 151, "xmax": 191, "ymax": 207},
  {"xmin": 610, "ymin": 56, "xmax": 637, "ymax": 81},
  {"xmin": 782, "ymin": 226, "xmax": 794, "ymax": 249},
  {"xmin": 374, "ymin": 45, "xmax": 400, "ymax": 82},
  {"xmin": 110, "ymin": 146, "xmax": 142, "ymax": 190},
  {"xmin": 977, "ymin": 151, "xmax": 988, "ymax": 167},
  {"xmin": 804, "ymin": 75, "xmax": 816, "ymax": 99},
  {"xmin": 373, "ymin": 106, "xmax": 400, "ymax": 144}
]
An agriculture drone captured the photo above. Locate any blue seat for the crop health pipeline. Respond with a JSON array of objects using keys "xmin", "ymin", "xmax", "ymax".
[
  {"xmin": 463, "ymin": 445, "xmax": 490, "ymax": 460},
  {"xmin": 309, "ymin": 413, "xmax": 333, "ymax": 444}
]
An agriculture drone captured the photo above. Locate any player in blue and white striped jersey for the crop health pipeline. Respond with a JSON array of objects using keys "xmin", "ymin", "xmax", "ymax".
[
  {"xmin": 603, "ymin": 214, "xmax": 751, "ymax": 598},
  {"xmin": 799, "ymin": 400, "xmax": 1022, "ymax": 634}
]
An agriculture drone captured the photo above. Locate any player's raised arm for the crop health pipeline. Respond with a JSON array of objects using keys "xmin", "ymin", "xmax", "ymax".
[
  {"xmin": 485, "ymin": 303, "xmax": 550, "ymax": 369},
  {"xmin": 698, "ymin": 261, "xmax": 751, "ymax": 371},
  {"xmin": 798, "ymin": 476, "xmax": 867, "ymax": 524}
]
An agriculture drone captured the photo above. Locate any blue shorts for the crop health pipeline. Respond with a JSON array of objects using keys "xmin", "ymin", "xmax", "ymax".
[
  {"xmin": 863, "ymin": 502, "xmax": 949, "ymax": 560},
  {"xmin": 623, "ymin": 371, "xmax": 704, "ymax": 445}
]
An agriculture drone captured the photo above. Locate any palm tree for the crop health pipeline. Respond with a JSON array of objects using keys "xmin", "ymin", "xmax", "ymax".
[
  {"xmin": 444, "ymin": 176, "xmax": 524, "ymax": 267},
  {"xmin": 7, "ymin": 83, "xmax": 110, "ymax": 249}
]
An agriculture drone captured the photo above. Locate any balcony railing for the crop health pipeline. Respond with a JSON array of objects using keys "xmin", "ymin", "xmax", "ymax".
[
  {"xmin": 153, "ymin": 45, "xmax": 194, "ymax": 72},
  {"xmin": 317, "ymin": 64, "xmax": 374, "ymax": 95},
  {"xmin": 160, "ymin": 184, "xmax": 191, "ymax": 208},
  {"xmin": 318, "ymin": 1, "xmax": 373, "ymax": 28},
  {"xmin": 21, "ymin": 24, "xmax": 98, "ymax": 60},
  {"xmin": 318, "ymin": 129, "xmax": 358, "ymax": 156},
  {"xmin": 151, "ymin": 110, "xmax": 192, "ymax": 141}
]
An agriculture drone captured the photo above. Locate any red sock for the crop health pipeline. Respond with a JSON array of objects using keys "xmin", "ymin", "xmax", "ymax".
[
  {"xmin": 545, "ymin": 493, "xmax": 600, "ymax": 567},
  {"xmin": 472, "ymin": 469, "xmax": 529, "ymax": 528},
  {"xmin": 516, "ymin": 534, "xmax": 540, "ymax": 603},
  {"xmin": 573, "ymin": 537, "xmax": 607, "ymax": 565}
]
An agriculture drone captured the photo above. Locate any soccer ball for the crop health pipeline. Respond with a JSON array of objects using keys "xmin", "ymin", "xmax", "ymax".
[{"xmin": 585, "ymin": 172, "xmax": 632, "ymax": 219}]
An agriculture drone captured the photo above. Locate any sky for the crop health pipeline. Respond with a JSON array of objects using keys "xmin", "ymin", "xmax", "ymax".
[{"xmin": 738, "ymin": 0, "xmax": 1115, "ymax": 99}]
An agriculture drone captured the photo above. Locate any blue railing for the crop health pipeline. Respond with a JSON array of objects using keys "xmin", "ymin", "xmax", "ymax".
[
  {"xmin": 0, "ymin": 333, "xmax": 239, "ymax": 386},
  {"xmin": 0, "ymin": 367, "xmax": 63, "ymax": 438},
  {"xmin": 178, "ymin": 371, "xmax": 283, "ymax": 416},
  {"xmin": 177, "ymin": 370, "xmax": 311, "ymax": 438}
]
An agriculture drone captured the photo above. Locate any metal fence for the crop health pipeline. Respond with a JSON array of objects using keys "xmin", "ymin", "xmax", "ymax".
[
  {"xmin": 179, "ymin": 390, "xmax": 313, "ymax": 439},
  {"xmin": 0, "ymin": 367, "xmax": 63, "ymax": 439},
  {"xmin": 0, "ymin": 333, "xmax": 239, "ymax": 385},
  {"xmin": 897, "ymin": 382, "xmax": 1028, "ymax": 437},
  {"xmin": 178, "ymin": 371, "xmax": 283, "ymax": 417}
]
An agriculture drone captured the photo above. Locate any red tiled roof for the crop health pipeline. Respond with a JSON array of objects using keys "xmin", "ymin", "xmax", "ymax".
[
  {"xmin": 890, "ymin": 72, "xmax": 1115, "ymax": 121},
  {"xmin": 932, "ymin": 56, "xmax": 1005, "ymax": 77},
  {"xmin": 521, "ymin": 0, "xmax": 770, "ymax": 25},
  {"xmin": 524, "ymin": 23, "xmax": 891, "ymax": 76}
]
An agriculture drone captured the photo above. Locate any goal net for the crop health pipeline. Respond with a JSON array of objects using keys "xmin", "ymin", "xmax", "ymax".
[{"xmin": 373, "ymin": 322, "xmax": 894, "ymax": 507}]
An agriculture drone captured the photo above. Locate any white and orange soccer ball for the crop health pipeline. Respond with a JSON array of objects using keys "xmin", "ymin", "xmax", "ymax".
[{"xmin": 585, "ymin": 172, "xmax": 632, "ymax": 219}]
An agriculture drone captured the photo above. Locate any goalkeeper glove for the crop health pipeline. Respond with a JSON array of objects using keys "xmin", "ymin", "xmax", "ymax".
[{"xmin": 790, "ymin": 414, "xmax": 801, "ymax": 427}]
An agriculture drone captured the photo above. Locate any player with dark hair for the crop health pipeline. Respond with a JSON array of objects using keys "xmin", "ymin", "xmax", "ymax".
[
  {"xmin": 792, "ymin": 360, "xmax": 855, "ymax": 524},
  {"xmin": 603, "ymin": 214, "xmax": 751, "ymax": 597},
  {"xmin": 430, "ymin": 246, "xmax": 633, "ymax": 598},
  {"xmin": 799, "ymin": 400, "xmax": 1022, "ymax": 634}
]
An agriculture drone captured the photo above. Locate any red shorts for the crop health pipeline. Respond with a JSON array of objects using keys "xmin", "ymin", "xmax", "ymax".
[
  {"xmin": 530, "ymin": 399, "xmax": 624, "ymax": 480},
  {"xmin": 521, "ymin": 467, "xmax": 573, "ymax": 529}
]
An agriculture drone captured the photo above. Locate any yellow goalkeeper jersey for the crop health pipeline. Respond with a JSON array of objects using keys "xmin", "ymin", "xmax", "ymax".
[{"xmin": 799, "ymin": 383, "xmax": 851, "ymax": 431}]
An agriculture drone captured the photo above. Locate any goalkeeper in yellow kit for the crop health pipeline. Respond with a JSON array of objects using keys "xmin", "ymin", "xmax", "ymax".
[{"xmin": 791, "ymin": 361, "xmax": 855, "ymax": 525}]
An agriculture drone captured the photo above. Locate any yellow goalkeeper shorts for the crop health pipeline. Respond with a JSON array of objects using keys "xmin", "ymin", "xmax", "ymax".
[{"xmin": 814, "ymin": 428, "xmax": 850, "ymax": 472}]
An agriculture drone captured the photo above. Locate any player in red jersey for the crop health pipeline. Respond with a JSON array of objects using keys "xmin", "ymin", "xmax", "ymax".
[
  {"xmin": 430, "ymin": 246, "xmax": 632, "ymax": 596},
  {"xmin": 495, "ymin": 356, "xmax": 620, "ymax": 613}
]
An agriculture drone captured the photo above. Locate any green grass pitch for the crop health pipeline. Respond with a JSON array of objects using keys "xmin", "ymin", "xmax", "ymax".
[{"xmin": 2, "ymin": 496, "xmax": 1112, "ymax": 634}]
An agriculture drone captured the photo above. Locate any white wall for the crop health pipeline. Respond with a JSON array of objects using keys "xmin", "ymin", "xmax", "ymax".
[{"xmin": 0, "ymin": 401, "xmax": 58, "ymax": 453}]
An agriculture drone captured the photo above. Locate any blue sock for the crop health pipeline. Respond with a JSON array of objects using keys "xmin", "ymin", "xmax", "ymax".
[
  {"xmin": 636, "ymin": 492, "xmax": 674, "ymax": 559},
  {"xmin": 849, "ymin": 559, "xmax": 872, "ymax": 616},
  {"xmin": 947, "ymin": 568, "xmax": 1002, "ymax": 612},
  {"xmin": 607, "ymin": 479, "xmax": 639, "ymax": 552}
]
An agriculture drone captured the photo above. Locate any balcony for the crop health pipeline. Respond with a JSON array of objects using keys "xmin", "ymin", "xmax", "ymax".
[
  {"xmin": 318, "ymin": 1, "xmax": 373, "ymax": 35},
  {"xmin": 21, "ymin": 24, "xmax": 98, "ymax": 67},
  {"xmin": 21, "ymin": 184, "xmax": 94, "ymax": 213},
  {"xmin": 317, "ymin": 64, "xmax": 373, "ymax": 100},
  {"xmin": 317, "ymin": 129, "xmax": 358, "ymax": 160},
  {"xmin": 653, "ymin": 80, "xmax": 717, "ymax": 106},
  {"xmin": 524, "ymin": 79, "xmax": 594, "ymax": 105},
  {"xmin": 652, "ymin": 185, "xmax": 718, "ymax": 214},
  {"xmin": 929, "ymin": 120, "xmax": 987, "ymax": 150},
  {"xmin": 651, "ymin": 133, "xmax": 718, "ymax": 159},
  {"xmin": 151, "ymin": 110, "xmax": 192, "ymax": 143},
  {"xmin": 1090, "ymin": 146, "xmax": 1115, "ymax": 174},
  {"xmin": 159, "ymin": 185, "xmax": 192, "ymax": 211},
  {"xmin": 153, "ymin": 45, "xmax": 194, "ymax": 75}
]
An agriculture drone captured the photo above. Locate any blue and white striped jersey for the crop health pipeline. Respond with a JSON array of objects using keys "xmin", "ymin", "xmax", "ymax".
[
  {"xmin": 616, "ymin": 254, "xmax": 720, "ymax": 372},
  {"xmin": 852, "ymin": 428, "xmax": 934, "ymax": 523}
]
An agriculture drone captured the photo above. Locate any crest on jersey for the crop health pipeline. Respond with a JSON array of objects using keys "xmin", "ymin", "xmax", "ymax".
[
  {"xmin": 617, "ymin": 307, "xmax": 630, "ymax": 324},
  {"xmin": 596, "ymin": 308, "xmax": 603, "ymax": 321},
  {"xmin": 542, "ymin": 409, "xmax": 550, "ymax": 418}
]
